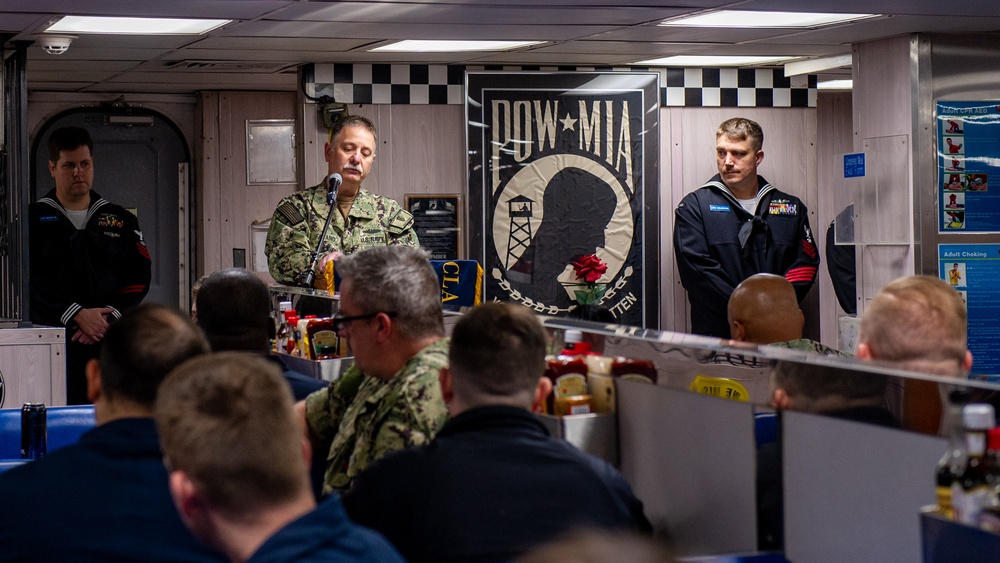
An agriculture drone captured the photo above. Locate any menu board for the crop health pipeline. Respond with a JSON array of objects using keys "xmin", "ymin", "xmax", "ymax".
[
  {"xmin": 939, "ymin": 243, "xmax": 1000, "ymax": 381},
  {"xmin": 937, "ymin": 101, "xmax": 1000, "ymax": 233}
]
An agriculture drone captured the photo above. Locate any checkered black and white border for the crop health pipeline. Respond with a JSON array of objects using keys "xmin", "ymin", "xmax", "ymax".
[{"xmin": 307, "ymin": 64, "xmax": 816, "ymax": 108}]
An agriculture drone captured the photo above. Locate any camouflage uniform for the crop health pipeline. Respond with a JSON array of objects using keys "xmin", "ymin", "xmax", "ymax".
[
  {"xmin": 768, "ymin": 338, "xmax": 851, "ymax": 357},
  {"xmin": 265, "ymin": 182, "xmax": 419, "ymax": 284},
  {"xmin": 304, "ymin": 338, "xmax": 449, "ymax": 494}
]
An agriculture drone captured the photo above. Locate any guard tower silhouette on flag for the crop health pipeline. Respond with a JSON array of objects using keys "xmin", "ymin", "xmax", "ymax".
[{"xmin": 505, "ymin": 195, "xmax": 535, "ymax": 283}]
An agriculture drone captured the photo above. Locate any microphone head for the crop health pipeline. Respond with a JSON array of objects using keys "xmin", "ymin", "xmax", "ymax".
[{"xmin": 328, "ymin": 173, "xmax": 343, "ymax": 191}]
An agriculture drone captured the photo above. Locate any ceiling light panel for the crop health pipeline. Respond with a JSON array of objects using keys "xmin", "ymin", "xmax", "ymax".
[
  {"xmin": 660, "ymin": 11, "xmax": 878, "ymax": 29},
  {"xmin": 634, "ymin": 55, "xmax": 794, "ymax": 67},
  {"xmin": 371, "ymin": 40, "xmax": 542, "ymax": 52},
  {"xmin": 818, "ymin": 80, "xmax": 853, "ymax": 90},
  {"xmin": 46, "ymin": 16, "xmax": 230, "ymax": 35}
]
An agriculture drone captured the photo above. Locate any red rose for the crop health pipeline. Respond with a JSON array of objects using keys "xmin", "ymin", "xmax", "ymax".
[{"xmin": 573, "ymin": 254, "xmax": 607, "ymax": 283}]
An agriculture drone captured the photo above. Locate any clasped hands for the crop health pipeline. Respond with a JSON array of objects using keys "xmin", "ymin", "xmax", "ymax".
[{"xmin": 71, "ymin": 307, "xmax": 115, "ymax": 345}]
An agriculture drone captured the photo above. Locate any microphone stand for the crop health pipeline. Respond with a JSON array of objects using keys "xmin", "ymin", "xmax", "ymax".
[{"xmin": 297, "ymin": 173, "xmax": 342, "ymax": 288}]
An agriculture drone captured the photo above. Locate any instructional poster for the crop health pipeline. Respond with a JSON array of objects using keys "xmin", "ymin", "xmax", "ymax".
[
  {"xmin": 939, "ymin": 244, "xmax": 1000, "ymax": 381},
  {"xmin": 937, "ymin": 101, "xmax": 1000, "ymax": 233}
]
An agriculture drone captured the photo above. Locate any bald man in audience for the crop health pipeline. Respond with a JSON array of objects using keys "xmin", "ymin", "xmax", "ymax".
[
  {"xmin": 727, "ymin": 273, "xmax": 846, "ymax": 356},
  {"xmin": 857, "ymin": 275, "xmax": 971, "ymax": 377}
]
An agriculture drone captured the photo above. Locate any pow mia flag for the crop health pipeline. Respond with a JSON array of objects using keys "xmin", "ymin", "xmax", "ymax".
[{"xmin": 467, "ymin": 72, "xmax": 660, "ymax": 328}]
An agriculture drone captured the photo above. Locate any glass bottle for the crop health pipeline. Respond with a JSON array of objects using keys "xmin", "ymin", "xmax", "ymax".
[
  {"xmin": 276, "ymin": 308, "xmax": 295, "ymax": 354},
  {"xmin": 978, "ymin": 427, "xmax": 1000, "ymax": 532},
  {"xmin": 936, "ymin": 389, "xmax": 971, "ymax": 519},
  {"xmin": 954, "ymin": 403, "xmax": 995, "ymax": 525},
  {"xmin": 543, "ymin": 349, "xmax": 589, "ymax": 415}
]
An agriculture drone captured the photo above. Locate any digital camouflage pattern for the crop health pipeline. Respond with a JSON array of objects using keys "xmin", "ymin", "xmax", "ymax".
[
  {"xmin": 304, "ymin": 338, "xmax": 449, "ymax": 494},
  {"xmin": 265, "ymin": 183, "xmax": 419, "ymax": 284},
  {"xmin": 767, "ymin": 338, "xmax": 851, "ymax": 357}
]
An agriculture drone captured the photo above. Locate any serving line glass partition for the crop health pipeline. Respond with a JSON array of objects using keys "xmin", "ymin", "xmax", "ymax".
[{"xmin": 540, "ymin": 317, "xmax": 1000, "ymax": 561}]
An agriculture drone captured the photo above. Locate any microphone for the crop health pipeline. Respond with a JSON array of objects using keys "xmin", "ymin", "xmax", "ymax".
[
  {"xmin": 300, "ymin": 172, "xmax": 345, "ymax": 288},
  {"xmin": 327, "ymin": 172, "xmax": 343, "ymax": 196}
]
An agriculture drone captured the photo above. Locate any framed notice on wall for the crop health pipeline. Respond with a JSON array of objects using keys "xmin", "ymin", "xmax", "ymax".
[
  {"xmin": 466, "ymin": 72, "xmax": 660, "ymax": 328},
  {"xmin": 405, "ymin": 194, "xmax": 462, "ymax": 260}
]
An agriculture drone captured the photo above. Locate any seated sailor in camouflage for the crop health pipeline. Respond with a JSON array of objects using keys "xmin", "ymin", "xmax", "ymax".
[
  {"xmin": 265, "ymin": 115, "xmax": 419, "ymax": 285},
  {"xmin": 297, "ymin": 246, "xmax": 449, "ymax": 494},
  {"xmin": 728, "ymin": 273, "xmax": 849, "ymax": 357}
]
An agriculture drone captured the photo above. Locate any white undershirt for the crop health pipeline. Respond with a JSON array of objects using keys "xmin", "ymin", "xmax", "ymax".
[
  {"xmin": 737, "ymin": 197, "xmax": 758, "ymax": 214},
  {"xmin": 66, "ymin": 209, "xmax": 88, "ymax": 230}
]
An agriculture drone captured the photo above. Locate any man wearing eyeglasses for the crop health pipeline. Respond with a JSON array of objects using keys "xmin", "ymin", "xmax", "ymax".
[{"xmin": 296, "ymin": 246, "xmax": 449, "ymax": 494}]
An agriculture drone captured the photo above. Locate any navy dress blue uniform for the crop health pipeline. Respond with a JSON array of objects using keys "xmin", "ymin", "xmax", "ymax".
[
  {"xmin": 673, "ymin": 174, "xmax": 819, "ymax": 338},
  {"xmin": 341, "ymin": 405, "xmax": 651, "ymax": 563},
  {"xmin": 246, "ymin": 496, "xmax": 404, "ymax": 563},
  {"xmin": 29, "ymin": 188, "xmax": 152, "ymax": 403},
  {"xmin": 0, "ymin": 419, "xmax": 225, "ymax": 563}
]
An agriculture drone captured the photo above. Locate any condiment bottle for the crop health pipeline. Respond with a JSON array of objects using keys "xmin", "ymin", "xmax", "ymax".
[
  {"xmin": 978, "ymin": 428, "xmax": 1000, "ymax": 532},
  {"xmin": 611, "ymin": 356, "xmax": 658, "ymax": 384},
  {"xmin": 554, "ymin": 394, "xmax": 594, "ymax": 416},
  {"xmin": 307, "ymin": 317, "xmax": 339, "ymax": 360},
  {"xmin": 276, "ymin": 309, "xmax": 296, "ymax": 354},
  {"xmin": 271, "ymin": 301, "xmax": 292, "ymax": 352},
  {"xmin": 561, "ymin": 329, "xmax": 591, "ymax": 356},
  {"xmin": 543, "ymin": 354, "xmax": 588, "ymax": 415},
  {"xmin": 296, "ymin": 315, "xmax": 317, "ymax": 358},
  {"xmin": 936, "ymin": 389, "xmax": 971, "ymax": 519},
  {"xmin": 954, "ymin": 403, "xmax": 995, "ymax": 525},
  {"xmin": 284, "ymin": 314, "xmax": 300, "ymax": 355}
]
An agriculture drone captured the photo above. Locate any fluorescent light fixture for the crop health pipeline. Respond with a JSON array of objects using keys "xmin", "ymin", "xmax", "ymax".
[
  {"xmin": 818, "ymin": 79, "xmax": 853, "ymax": 90},
  {"xmin": 634, "ymin": 55, "xmax": 792, "ymax": 67},
  {"xmin": 784, "ymin": 53, "xmax": 852, "ymax": 77},
  {"xmin": 371, "ymin": 40, "xmax": 542, "ymax": 53},
  {"xmin": 46, "ymin": 16, "xmax": 230, "ymax": 35},
  {"xmin": 660, "ymin": 10, "xmax": 877, "ymax": 28}
]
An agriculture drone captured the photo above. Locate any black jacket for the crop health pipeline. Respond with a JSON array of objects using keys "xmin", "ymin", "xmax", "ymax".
[
  {"xmin": 342, "ymin": 405, "xmax": 651, "ymax": 563},
  {"xmin": 29, "ymin": 189, "xmax": 151, "ymax": 327},
  {"xmin": 0, "ymin": 419, "xmax": 225, "ymax": 562},
  {"xmin": 673, "ymin": 175, "xmax": 819, "ymax": 337}
]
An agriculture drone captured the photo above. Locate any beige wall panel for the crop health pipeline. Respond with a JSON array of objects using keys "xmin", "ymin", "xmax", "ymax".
[
  {"xmin": 199, "ymin": 91, "xmax": 297, "ymax": 277},
  {"xmin": 852, "ymin": 36, "xmax": 916, "ymax": 314},
  {"xmin": 663, "ymin": 107, "xmax": 818, "ymax": 335},
  {"xmin": 659, "ymin": 109, "xmax": 681, "ymax": 331},
  {"xmin": 198, "ymin": 92, "xmax": 223, "ymax": 277},
  {"xmin": 816, "ymin": 92, "xmax": 856, "ymax": 347},
  {"xmin": 860, "ymin": 245, "xmax": 914, "ymax": 313},
  {"xmin": 854, "ymin": 37, "xmax": 914, "ymax": 142},
  {"xmin": 299, "ymin": 96, "xmax": 328, "ymax": 188},
  {"xmin": 382, "ymin": 105, "xmax": 466, "ymax": 205}
]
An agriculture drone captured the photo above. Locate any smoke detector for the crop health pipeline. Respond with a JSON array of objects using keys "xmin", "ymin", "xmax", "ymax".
[{"xmin": 36, "ymin": 35, "xmax": 76, "ymax": 55}]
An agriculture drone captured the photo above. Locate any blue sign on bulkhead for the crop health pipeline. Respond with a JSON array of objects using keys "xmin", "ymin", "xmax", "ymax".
[{"xmin": 940, "ymin": 243, "xmax": 1000, "ymax": 381}]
